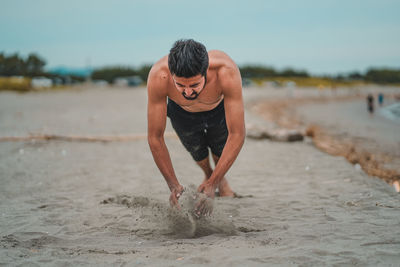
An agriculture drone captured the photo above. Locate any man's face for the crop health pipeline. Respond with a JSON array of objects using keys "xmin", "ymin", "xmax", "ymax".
[{"xmin": 172, "ymin": 74, "xmax": 206, "ymax": 101}]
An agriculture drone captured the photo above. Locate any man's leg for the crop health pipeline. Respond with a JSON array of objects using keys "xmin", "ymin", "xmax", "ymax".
[
  {"xmin": 195, "ymin": 155, "xmax": 213, "ymax": 182},
  {"xmin": 195, "ymin": 155, "xmax": 234, "ymax": 197},
  {"xmin": 211, "ymin": 154, "xmax": 235, "ymax": 197}
]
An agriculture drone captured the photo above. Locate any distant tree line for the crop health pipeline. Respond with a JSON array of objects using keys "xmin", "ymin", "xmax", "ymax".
[
  {"xmin": 91, "ymin": 65, "xmax": 152, "ymax": 83},
  {"xmin": 239, "ymin": 65, "xmax": 310, "ymax": 78},
  {"xmin": 91, "ymin": 65, "xmax": 311, "ymax": 83},
  {"xmin": 2, "ymin": 52, "xmax": 400, "ymax": 84},
  {"xmin": 0, "ymin": 52, "xmax": 86, "ymax": 86},
  {"xmin": 330, "ymin": 68, "xmax": 400, "ymax": 84},
  {"xmin": 240, "ymin": 65, "xmax": 400, "ymax": 84},
  {"xmin": 364, "ymin": 69, "xmax": 400, "ymax": 84},
  {"xmin": 0, "ymin": 53, "xmax": 46, "ymax": 76}
]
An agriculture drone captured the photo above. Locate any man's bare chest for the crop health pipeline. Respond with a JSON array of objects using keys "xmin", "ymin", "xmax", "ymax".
[{"xmin": 167, "ymin": 85, "xmax": 223, "ymax": 112}]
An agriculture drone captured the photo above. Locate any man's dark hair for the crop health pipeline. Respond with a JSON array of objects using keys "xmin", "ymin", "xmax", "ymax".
[{"xmin": 168, "ymin": 39, "xmax": 209, "ymax": 78}]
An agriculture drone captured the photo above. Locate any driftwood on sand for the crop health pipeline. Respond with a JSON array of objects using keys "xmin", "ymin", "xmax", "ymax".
[{"xmin": 246, "ymin": 124, "xmax": 304, "ymax": 142}]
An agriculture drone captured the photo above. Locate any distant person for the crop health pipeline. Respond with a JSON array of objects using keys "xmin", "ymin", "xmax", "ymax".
[
  {"xmin": 367, "ymin": 93, "xmax": 374, "ymax": 115},
  {"xmin": 378, "ymin": 93, "xmax": 384, "ymax": 107},
  {"xmin": 147, "ymin": 39, "xmax": 245, "ymax": 216}
]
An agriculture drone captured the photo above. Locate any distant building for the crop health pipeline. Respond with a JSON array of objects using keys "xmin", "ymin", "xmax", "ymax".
[
  {"xmin": 113, "ymin": 76, "xmax": 143, "ymax": 87},
  {"xmin": 31, "ymin": 77, "xmax": 53, "ymax": 88},
  {"xmin": 242, "ymin": 78, "xmax": 255, "ymax": 87},
  {"xmin": 51, "ymin": 77, "xmax": 63, "ymax": 86},
  {"xmin": 265, "ymin": 81, "xmax": 281, "ymax": 88},
  {"xmin": 93, "ymin": 80, "xmax": 109, "ymax": 87},
  {"xmin": 284, "ymin": 81, "xmax": 296, "ymax": 88}
]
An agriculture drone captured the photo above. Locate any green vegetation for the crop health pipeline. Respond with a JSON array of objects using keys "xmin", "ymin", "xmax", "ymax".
[
  {"xmin": 251, "ymin": 76, "xmax": 365, "ymax": 88},
  {"xmin": 0, "ymin": 77, "xmax": 32, "ymax": 92},
  {"xmin": 239, "ymin": 65, "xmax": 400, "ymax": 87},
  {"xmin": 91, "ymin": 65, "xmax": 151, "ymax": 83},
  {"xmin": 1, "ymin": 53, "xmax": 87, "ymax": 91},
  {"xmin": 240, "ymin": 65, "xmax": 309, "ymax": 79},
  {"xmin": 365, "ymin": 68, "xmax": 400, "ymax": 84},
  {"xmin": 239, "ymin": 65, "xmax": 400, "ymax": 86},
  {"xmin": 0, "ymin": 53, "xmax": 46, "ymax": 77},
  {"xmin": 1, "ymin": 51, "xmax": 399, "ymax": 91},
  {"xmin": 91, "ymin": 67, "xmax": 136, "ymax": 83}
]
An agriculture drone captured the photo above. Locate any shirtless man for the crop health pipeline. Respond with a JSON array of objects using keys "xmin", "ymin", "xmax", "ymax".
[{"xmin": 147, "ymin": 39, "xmax": 245, "ymax": 216}]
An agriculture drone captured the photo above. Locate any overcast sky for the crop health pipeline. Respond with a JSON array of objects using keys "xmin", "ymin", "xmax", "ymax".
[{"xmin": 1, "ymin": 0, "xmax": 399, "ymax": 75}]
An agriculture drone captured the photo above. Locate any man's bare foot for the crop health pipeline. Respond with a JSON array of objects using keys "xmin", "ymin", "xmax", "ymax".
[{"xmin": 218, "ymin": 178, "xmax": 235, "ymax": 197}]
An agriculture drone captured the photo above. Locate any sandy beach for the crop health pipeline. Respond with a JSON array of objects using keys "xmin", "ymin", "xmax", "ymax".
[
  {"xmin": 295, "ymin": 92, "xmax": 400, "ymax": 157},
  {"xmin": 249, "ymin": 86, "xmax": 400, "ymax": 183},
  {"xmin": 1, "ymin": 86, "xmax": 400, "ymax": 266}
]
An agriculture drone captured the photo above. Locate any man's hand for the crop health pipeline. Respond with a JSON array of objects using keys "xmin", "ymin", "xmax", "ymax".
[
  {"xmin": 197, "ymin": 180, "xmax": 216, "ymax": 199},
  {"xmin": 169, "ymin": 184, "xmax": 184, "ymax": 209},
  {"xmin": 194, "ymin": 181, "xmax": 217, "ymax": 217}
]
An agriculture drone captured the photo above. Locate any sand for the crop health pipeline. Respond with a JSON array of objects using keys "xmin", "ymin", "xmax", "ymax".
[
  {"xmin": 295, "ymin": 96, "xmax": 400, "ymax": 157},
  {"xmin": 1, "ymin": 86, "xmax": 400, "ymax": 266},
  {"xmin": 249, "ymin": 86, "xmax": 400, "ymax": 183}
]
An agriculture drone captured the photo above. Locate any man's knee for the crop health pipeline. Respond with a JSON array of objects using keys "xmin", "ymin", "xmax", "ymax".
[{"xmin": 211, "ymin": 153, "xmax": 220, "ymax": 164}]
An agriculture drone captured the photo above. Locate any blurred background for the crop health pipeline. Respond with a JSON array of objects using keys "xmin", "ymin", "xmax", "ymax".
[
  {"xmin": 1, "ymin": 3, "xmax": 400, "ymax": 264},
  {"xmin": 1, "ymin": 0, "xmax": 400, "ymax": 89}
]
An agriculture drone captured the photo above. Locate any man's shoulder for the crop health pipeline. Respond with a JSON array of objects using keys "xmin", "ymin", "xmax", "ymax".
[
  {"xmin": 209, "ymin": 50, "xmax": 241, "ymax": 90},
  {"xmin": 209, "ymin": 50, "xmax": 239, "ymax": 76},
  {"xmin": 148, "ymin": 56, "xmax": 170, "ymax": 89}
]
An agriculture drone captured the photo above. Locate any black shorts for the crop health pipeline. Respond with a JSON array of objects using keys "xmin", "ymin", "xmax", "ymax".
[{"xmin": 167, "ymin": 98, "xmax": 228, "ymax": 161}]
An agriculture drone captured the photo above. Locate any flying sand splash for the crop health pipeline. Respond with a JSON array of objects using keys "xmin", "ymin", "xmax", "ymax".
[{"xmin": 101, "ymin": 185, "xmax": 236, "ymax": 238}]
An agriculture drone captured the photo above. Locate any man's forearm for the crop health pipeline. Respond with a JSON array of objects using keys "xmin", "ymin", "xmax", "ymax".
[
  {"xmin": 208, "ymin": 133, "xmax": 245, "ymax": 187},
  {"xmin": 148, "ymin": 136, "xmax": 180, "ymax": 191}
]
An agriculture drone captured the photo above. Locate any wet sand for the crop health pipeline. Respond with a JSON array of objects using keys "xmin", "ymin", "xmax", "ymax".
[
  {"xmin": 296, "ymin": 97, "xmax": 400, "ymax": 156},
  {"xmin": 250, "ymin": 86, "xmax": 400, "ymax": 183},
  {"xmin": 1, "ymin": 87, "xmax": 400, "ymax": 266}
]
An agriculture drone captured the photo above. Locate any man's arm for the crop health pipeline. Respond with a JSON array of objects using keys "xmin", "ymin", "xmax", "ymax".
[
  {"xmin": 198, "ymin": 64, "xmax": 245, "ymax": 195},
  {"xmin": 147, "ymin": 70, "xmax": 183, "ymax": 207}
]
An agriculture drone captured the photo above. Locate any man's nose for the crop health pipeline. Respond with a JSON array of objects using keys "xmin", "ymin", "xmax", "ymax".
[{"xmin": 184, "ymin": 88, "xmax": 192, "ymax": 95}]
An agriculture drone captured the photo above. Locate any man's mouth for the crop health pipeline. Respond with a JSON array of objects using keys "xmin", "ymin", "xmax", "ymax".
[{"xmin": 182, "ymin": 91, "xmax": 199, "ymax": 100}]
